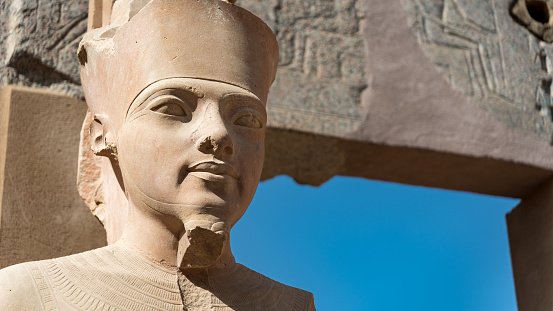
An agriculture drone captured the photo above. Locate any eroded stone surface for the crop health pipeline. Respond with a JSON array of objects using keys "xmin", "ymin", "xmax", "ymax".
[
  {"xmin": 241, "ymin": 0, "xmax": 368, "ymax": 136},
  {"xmin": 0, "ymin": 0, "xmax": 87, "ymax": 98},
  {"xmin": 0, "ymin": 86, "xmax": 106, "ymax": 269},
  {"xmin": 403, "ymin": 0, "xmax": 553, "ymax": 143}
]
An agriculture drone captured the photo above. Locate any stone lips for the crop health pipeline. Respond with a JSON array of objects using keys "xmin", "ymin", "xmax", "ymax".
[{"xmin": 79, "ymin": 0, "xmax": 279, "ymax": 130}]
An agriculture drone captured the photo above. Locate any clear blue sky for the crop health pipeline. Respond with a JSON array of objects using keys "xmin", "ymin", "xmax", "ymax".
[{"xmin": 232, "ymin": 175, "xmax": 519, "ymax": 311}]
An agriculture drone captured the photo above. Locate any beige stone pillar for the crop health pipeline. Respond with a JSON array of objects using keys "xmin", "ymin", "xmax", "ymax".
[
  {"xmin": 0, "ymin": 86, "xmax": 106, "ymax": 269},
  {"xmin": 507, "ymin": 178, "xmax": 553, "ymax": 311}
]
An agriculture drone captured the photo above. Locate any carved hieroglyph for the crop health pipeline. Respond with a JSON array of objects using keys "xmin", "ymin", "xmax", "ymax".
[
  {"xmin": 242, "ymin": 0, "xmax": 369, "ymax": 136},
  {"xmin": 403, "ymin": 0, "xmax": 553, "ymax": 143},
  {"xmin": 0, "ymin": 0, "xmax": 315, "ymax": 310}
]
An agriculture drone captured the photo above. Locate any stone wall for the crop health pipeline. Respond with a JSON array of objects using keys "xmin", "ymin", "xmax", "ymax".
[
  {"xmin": 3, "ymin": 0, "xmax": 553, "ymax": 196},
  {"xmin": 0, "ymin": 86, "xmax": 106, "ymax": 268},
  {"xmin": 0, "ymin": 0, "xmax": 87, "ymax": 97}
]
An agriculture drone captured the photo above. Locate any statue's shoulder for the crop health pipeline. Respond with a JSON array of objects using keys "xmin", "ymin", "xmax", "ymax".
[
  {"xmin": 0, "ymin": 246, "xmax": 115, "ymax": 311},
  {"xmin": 2, "ymin": 245, "xmax": 183, "ymax": 311},
  {"xmin": 217, "ymin": 263, "xmax": 316, "ymax": 311},
  {"xmin": 245, "ymin": 265, "xmax": 316, "ymax": 311},
  {"xmin": 0, "ymin": 260, "xmax": 49, "ymax": 310}
]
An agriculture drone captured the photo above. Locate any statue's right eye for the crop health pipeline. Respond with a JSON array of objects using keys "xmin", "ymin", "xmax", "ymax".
[{"xmin": 151, "ymin": 102, "xmax": 187, "ymax": 117}]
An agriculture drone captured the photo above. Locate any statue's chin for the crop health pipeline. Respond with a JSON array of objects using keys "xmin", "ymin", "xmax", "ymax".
[{"xmin": 177, "ymin": 220, "xmax": 229, "ymax": 269}]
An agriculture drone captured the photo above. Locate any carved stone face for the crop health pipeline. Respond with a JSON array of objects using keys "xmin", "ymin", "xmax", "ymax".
[
  {"xmin": 77, "ymin": 0, "xmax": 278, "ymax": 246},
  {"xmin": 116, "ymin": 78, "xmax": 266, "ymax": 233}
]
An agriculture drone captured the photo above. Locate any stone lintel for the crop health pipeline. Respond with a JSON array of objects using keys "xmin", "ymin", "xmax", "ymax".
[
  {"xmin": 259, "ymin": 0, "xmax": 553, "ymax": 199},
  {"xmin": 263, "ymin": 129, "xmax": 552, "ymax": 198}
]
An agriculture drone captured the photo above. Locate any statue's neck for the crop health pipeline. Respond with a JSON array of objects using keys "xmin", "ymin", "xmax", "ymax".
[{"xmin": 119, "ymin": 205, "xmax": 235, "ymax": 274}]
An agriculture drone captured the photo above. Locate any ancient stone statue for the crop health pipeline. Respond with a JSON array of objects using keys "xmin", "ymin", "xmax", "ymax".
[{"xmin": 0, "ymin": 0, "xmax": 316, "ymax": 309}]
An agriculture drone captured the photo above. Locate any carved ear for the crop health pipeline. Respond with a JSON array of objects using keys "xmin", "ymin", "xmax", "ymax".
[{"xmin": 90, "ymin": 114, "xmax": 118, "ymax": 160}]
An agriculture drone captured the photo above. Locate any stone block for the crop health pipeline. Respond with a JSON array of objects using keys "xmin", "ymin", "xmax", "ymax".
[
  {"xmin": 0, "ymin": 0, "xmax": 88, "ymax": 98},
  {"xmin": 248, "ymin": 0, "xmax": 553, "ymax": 198},
  {"xmin": 0, "ymin": 86, "xmax": 106, "ymax": 268},
  {"xmin": 242, "ymin": 0, "xmax": 368, "ymax": 137},
  {"xmin": 507, "ymin": 178, "xmax": 553, "ymax": 311}
]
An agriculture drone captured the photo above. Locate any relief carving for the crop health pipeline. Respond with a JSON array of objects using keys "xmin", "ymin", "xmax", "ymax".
[
  {"xmin": 403, "ymin": 0, "xmax": 553, "ymax": 142},
  {"xmin": 241, "ymin": 0, "xmax": 369, "ymax": 136}
]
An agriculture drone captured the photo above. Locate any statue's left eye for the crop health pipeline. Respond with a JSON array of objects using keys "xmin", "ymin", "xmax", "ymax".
[
  {"xmin": 151, "ymin": 102, "xmax": 187, "ymax": 117},
  {"xmin": 234, "ymin": 114, "xmax": 262, "ymax": 128}
]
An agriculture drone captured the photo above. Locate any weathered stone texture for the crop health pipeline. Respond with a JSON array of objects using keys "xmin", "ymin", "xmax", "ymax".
[
  {"xmin": 241, "ymin": 0, "xmax": 553, "ymax": 197},
  {"xmin": 0, "ymin": 86, "xmax": 106, "ymax": 268},
  {"xmin": 241, "ymin": 0, "xmax": 368, "ymax": 137},
  {"xmin": 403, "ymin": 0, "xmax": 553, "ymax": 143},
  {"xmin": 507, "ymin": 177, "xmax": 553, "ymax": 311},
  {"xmin": 352, "ymin": 0, "xmax": 553, "ymax": 182},
  {"xmin": 249, "ymin": 0, "xmax": 553, "ymax": 197},
  {"xmin": 0, "ymin": 0, "xmax": 87, "ymax": 98}
]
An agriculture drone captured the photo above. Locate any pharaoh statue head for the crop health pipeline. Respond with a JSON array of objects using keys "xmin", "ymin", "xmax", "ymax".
[
  {"xmin": 77, "ymin": 0, "xmax": 279, "ymax": 267},
  {"xmin": 0, "ymin": 2, "xmax": 315, "ymax": 309}
]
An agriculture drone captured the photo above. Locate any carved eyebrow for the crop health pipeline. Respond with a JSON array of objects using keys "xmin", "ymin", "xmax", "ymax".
[
  {"xmin": 220, "ymin": 92, "xmax": 264, "ymax": 109},
  {"xmin": 178, "ymin": 85, "xmax": 204, "ymax": 98},
  {"xmin": 128, "ymin": 86, "xmax": 204, "ymax": 117}
]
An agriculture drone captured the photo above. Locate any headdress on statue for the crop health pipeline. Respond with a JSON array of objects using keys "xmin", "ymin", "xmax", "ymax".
[
  {"xmin": 78, "ymin": 0, "xmax": 278, "ymax": 130},
  {"xmin": 76, "ymin": 0, "xmax": 279, "ymax": 243}
]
